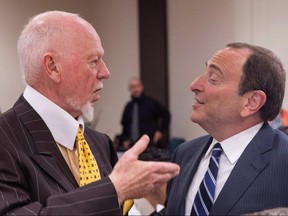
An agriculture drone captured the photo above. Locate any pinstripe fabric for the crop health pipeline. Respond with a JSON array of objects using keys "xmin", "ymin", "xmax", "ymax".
[
  {"xmin": 166, "ymin": 124, "xmax": 288, "ymax": 216},
  {"xmin": 0, "ymin": 95, "xmax": 121, "ymax": 215}
]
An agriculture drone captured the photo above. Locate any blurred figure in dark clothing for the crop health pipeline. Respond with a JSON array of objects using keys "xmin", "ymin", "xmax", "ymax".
[{"xmin": 120, "ymin": 77, "xmax": 170, "ymax": 150}]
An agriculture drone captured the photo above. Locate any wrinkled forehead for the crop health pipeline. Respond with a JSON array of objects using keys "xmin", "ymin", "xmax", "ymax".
[{"xmin": 207, "ymin": 47, "xmax": 252, "ymax": 74}]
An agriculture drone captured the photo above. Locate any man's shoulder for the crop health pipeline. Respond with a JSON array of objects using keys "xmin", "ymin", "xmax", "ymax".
[
  {"xmin": 178, "ymin": 135, "xmax": 211, "ymax": 150},
  {"xmin": 270, "ymin": 128, "xmax": 288, "ymax": 156},
  {"xmin": 123, "ymin": 100, "xmax": 134, "ymax": 109},
  {"xmin": 0, "ymin": 99, "xmax": 24, "ymax": 136},
  {"xmin": 85, "ymin": 127, "xmax": 109, "ymax": 140},
  {"xmin": 172, "ymin": 135, "xmax": 211, "ymax": 163},
  {"xmin": 256, "ymin": 123, "xmax": 288, "ymax": 150},
  {"xmin": 144, "ymin": 95, "xmax": 160, "ymax": 104}
]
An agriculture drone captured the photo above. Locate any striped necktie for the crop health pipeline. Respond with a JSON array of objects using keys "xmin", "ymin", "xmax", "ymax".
[{"xmin": 191, "ymin": 143, "xmax": 222, "ymax": 216}]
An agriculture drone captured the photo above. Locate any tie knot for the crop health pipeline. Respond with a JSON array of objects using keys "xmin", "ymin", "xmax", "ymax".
[
  {"xmin": 76, "ymin": 127, "xmax": 84, "ymax": 141},
  {"xmin": 212, "ymin": 143, "xmax": 222, "ymax": 158}
]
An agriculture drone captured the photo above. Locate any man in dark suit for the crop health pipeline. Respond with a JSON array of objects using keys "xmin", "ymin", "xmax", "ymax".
[
  {"xmin": 0, "ymin": 11, "xmax": 180, "ymax": 215},
  {"xmin": 165, "ymin": 43, "xmax": 288, "ymax": 215},
  {"xmin": 120, "ymin": 78, "xmax": 170, "ymax": 150}
]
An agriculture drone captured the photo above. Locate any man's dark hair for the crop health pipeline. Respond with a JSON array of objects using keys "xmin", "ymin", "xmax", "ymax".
[{"xmin": 227, "ymin": 42, "xmax": 286, "ymax": 122}]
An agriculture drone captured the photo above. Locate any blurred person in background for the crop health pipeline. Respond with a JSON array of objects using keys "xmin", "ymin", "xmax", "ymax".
[{"xmin": 120, "ymin": 78, "xmax": 170, "ymax": 153}]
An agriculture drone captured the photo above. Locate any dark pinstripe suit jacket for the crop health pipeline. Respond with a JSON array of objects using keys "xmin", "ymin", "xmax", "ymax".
[
  {"xmin": 166, "ymin": 123, "xmax": 288, "ymax": 215},
  {"xmin": 0, "ymin": 95, "xmax": 121, "ymax": 215}
]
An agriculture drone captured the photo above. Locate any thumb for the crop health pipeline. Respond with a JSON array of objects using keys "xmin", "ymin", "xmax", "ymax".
[{"xmin": 126, "ymin": 135, "xmax": 150, "ymax": 157}]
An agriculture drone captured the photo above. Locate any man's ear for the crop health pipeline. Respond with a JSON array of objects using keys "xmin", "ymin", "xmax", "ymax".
[
  {"xmin": 240, "ymin": 90, "xmax": 267, "ymax": 117},
  {"xmin": 43, "ymin": 52, "xmax": 61, "ymax": 83}
]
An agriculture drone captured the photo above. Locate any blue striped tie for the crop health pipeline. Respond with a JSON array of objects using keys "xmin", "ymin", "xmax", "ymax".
[{"xmin": 191, "ymin": 143, "xmax": 222, "ymax": 216}]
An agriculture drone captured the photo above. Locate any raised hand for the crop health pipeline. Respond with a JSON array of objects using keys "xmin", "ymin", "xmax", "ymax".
[{"xmin": 109, "ymin": 135, "xmax": 180, "ymax": 203}]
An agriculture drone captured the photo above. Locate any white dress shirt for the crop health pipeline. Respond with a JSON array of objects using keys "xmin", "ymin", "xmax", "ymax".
[
  {"xmin": 128, "ymin": 198, "xmax": 155, "ymax": 216},
  {"xmin": 23, "ymin": 85, "xmax": 84, "ymax": 150},
  {"xmin": 185, "ymin": 122, "xmax": 263, "ymax": 215}
]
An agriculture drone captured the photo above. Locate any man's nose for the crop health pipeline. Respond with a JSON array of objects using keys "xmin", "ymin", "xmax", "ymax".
[
  {"xmin": 98, "ymin": 59, "xmax": 110, "ymax": 79},
  {"xmin": 190, "ymin": 75, "xmax": 204, "ymax": 93}
]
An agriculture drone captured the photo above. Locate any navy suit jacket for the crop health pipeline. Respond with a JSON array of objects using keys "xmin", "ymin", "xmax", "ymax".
[
  {"xmin": 0, "ymin": 95, "xmax": 121, "ymax": 215},
  {"xmin": 166, "ymin": 123, "xmax": 288, "ymax": 215}
]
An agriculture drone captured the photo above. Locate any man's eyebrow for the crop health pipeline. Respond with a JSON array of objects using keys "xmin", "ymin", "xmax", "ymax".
[{"xmin": 205, "ymin": 61, "xmax": 223, "ymax": 75}]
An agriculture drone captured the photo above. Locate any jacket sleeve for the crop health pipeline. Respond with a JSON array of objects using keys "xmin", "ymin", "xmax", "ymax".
[{"xmin": 0, "ymin": 141, "xmax": 121, "ymax": 216}]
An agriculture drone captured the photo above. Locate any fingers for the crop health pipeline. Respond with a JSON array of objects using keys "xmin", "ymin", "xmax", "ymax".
[
  {"xmin": 110, "ymin": 160, "xmax": 180, "ymax": 202},
  {"xmin": 154, "ymin": 171, "xmax": 179, "ymax": 184},
  {"xmin": 149, "ymin": 161, "xmax": 180, "ymax": 175},
  {"xmin": 125, "ymin": 135, "xmax": 150, "ymax": 156},
  {"xmin": 110, "ymin": 135, "xmax": 180, "ymax": 202},
  {"xmin": 144, "ymin": 161, "xmax": 180, "ymax": 184}
]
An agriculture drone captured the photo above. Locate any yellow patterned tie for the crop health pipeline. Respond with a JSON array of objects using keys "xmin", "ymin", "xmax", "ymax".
[
  {"xmin": 76, "ymin": 127, "xmax": 133, "ymax": 215},
  {"xmin": 123, "ymin": 199, "xmax": 134, "ymax": 215},
  {"xmin": 76, "ymin": 127, "xmax": 101, "ymax": 187}
]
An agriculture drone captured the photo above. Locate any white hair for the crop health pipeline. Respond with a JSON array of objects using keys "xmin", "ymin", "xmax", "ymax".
[{"xmin": 17, "ymin": 11, "xmax": 80, "ymax": 85}]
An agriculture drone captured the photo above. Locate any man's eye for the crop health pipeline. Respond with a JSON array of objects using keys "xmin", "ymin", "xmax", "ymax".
[
  {"xmin": 89, "ymin": 59, "xmax": 99, "ymax": 68},
  {"xmin": 209, "ymin": 77, "xmax": 218, "ymax": 82},
  {"xmin": 208, "ymin": 73, "xmax": 220, "ymax": 83}
]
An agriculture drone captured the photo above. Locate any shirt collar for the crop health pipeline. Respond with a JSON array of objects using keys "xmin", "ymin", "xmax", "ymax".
[
  {"xmin": 23, "ymin": 85, "xmax": 84, "ymax": 150},
  {"xmin": 206, "ymin": 122, "xmax": 264, "ymax": 164}
]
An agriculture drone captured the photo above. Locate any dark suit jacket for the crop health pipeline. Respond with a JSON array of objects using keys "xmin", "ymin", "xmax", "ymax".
[
  {"xmin": 166, "ymin": 123, "xmax": 288, "ymax": 215},
  {"xmin": 0, "ymin": 95, "xmax": 121, "ymax": 215},
  {"xmin": 121, "ymin": 94, "xmax": 170, "ymax": 146}
]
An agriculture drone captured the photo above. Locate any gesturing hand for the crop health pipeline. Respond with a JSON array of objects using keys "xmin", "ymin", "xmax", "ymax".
[{"xmin": 109, "ymin": 135, "xmax": 180, "ymax": 203}]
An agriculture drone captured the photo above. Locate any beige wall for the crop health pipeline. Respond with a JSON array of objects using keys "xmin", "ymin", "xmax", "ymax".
[
  {"xmin": 0, "ymin": 0, "xmax": 101, "ymax": 112},
  {"xmin": 168, "ymin": 0, "xmax": 288, "ymax": 140},
  {"xmin": 88, "ymin": 0, "xmax": 139, "ymax": 138},
  {"xmin": 1, "ymin": 0, "xmax": 288, "ymax": 142},
  {"xmin": 0, "ymin": 0, "xmax": 139, "ymax": 139},
  {"xmin": 167, "ymin": 0, "xmax": 237, "ymax": 140}
]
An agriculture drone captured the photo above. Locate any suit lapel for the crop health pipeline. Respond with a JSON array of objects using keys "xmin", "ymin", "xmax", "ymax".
[
  {"xmin": 211, "ymin": 124, "xmax": 273, "ymax": 215},
  {"xmin": 172, "ymin": 137, "xmax": 212, "ymax": 215},
  {"xmin": 13, "ymin": 96, "xmax": 78, "ymax": 191},
  {"xmin": 84, "ymin": 130, "xmax": 109, "ymax": 178}
]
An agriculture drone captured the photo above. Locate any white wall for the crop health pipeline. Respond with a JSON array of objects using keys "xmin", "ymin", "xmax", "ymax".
[
  {"xmin": 168, "ymin": 0, "xmax": 288, "ymax": 141},
  {"xmin": 0, "ymin": 0, "xmax": 139, "ymax": 138}
]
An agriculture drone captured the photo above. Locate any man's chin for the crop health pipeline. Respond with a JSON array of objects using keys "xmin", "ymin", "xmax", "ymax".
[
  {"xmin": 190, "ymin": 113, "xmax": 201, "ymax": 124},
  {"xmin": 81, "ymin": 103, "xmax": 95, "ymax": 122}
]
